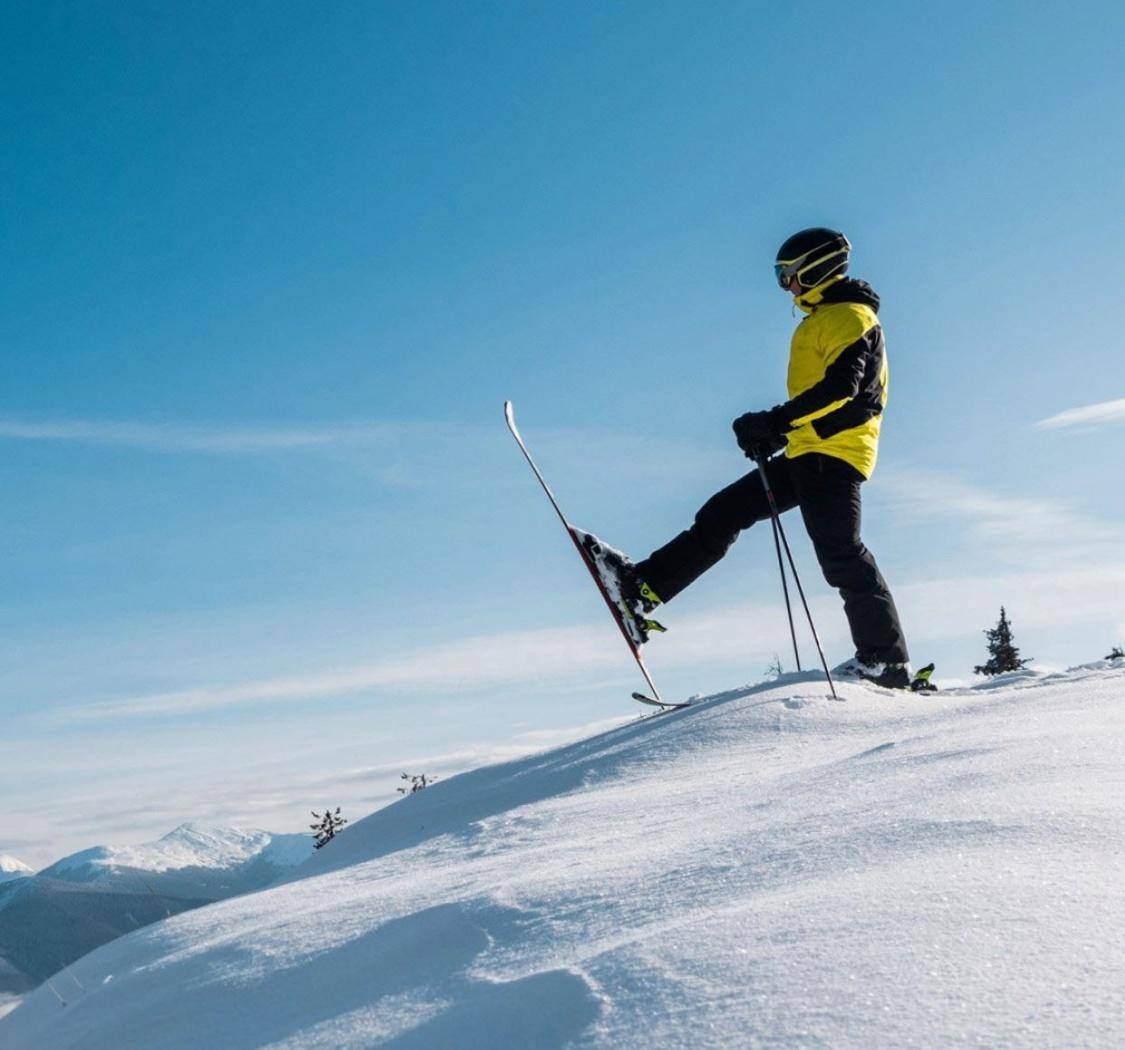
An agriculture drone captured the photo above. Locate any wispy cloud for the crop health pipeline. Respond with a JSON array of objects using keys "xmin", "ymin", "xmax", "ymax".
[
  {"xmin": 0, "ymin": 416, "xmax": 727, "ymax": 507},
  {"xmin": 1035, "ymin": 397, "xmax": 1125, "ymax": 431},
  {"xmin": 874, "ymin": 467, "xmax": 1121, "ymax": 562},
  {"xmin": 55, "ymin": 556, "xmax": 1125, "ymax": 727},
  {"xmin": 56, "ymin": 600, "xmax": 806, "ymax": 724},
  {"xmin": 896, "ymin": 565, "xmax": 1125, "ymax": 639},
  {"xmin": 61, "ymin": 623, "xmax": 630, "ymax": 721},
  {"xmin": 0, "ymin": 418, "xmax": 404, "ymax": 454}
]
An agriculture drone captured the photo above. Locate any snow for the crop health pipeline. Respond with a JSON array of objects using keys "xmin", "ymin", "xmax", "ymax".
[
  {"xmin": 3, "ymin": 666, "xmax": 1124, "ymax": 1048},
  {"xmin": 43, "ymin": 823, "xmax": 305, "ymax": 879},
  {"xmin": 0, "ymin": 857, "xmax": 33, "ymax": 884},
  {"xmin": 0, "ymin": 995, "xmax": 22, "ymax": 1020}
]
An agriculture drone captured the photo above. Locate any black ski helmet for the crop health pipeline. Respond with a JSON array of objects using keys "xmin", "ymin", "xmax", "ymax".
[{"xmin": 774, "ymin": 228, "xmax": 851, "ymax": 291}]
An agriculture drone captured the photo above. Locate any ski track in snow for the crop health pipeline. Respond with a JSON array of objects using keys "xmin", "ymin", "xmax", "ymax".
[{"xmin": 3, "ymin": 664, "xmax": 1124, "ymax": 1048}]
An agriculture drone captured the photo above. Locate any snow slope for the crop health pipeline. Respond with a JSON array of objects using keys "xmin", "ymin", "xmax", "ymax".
[
  {"xmin": 0, "ymin": 857, "xmax": 32, "ymax": 885},
  {"xmin": 4, "ymin": 666, "xmax": 1124, "ymax": 1048}
]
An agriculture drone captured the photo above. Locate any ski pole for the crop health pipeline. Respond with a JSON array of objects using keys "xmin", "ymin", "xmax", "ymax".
[
  {"xmin": 766, "ymin": 491, "xmax": 801, "ymax": 672},
  {"xmin": 755, "ymin": 454, "xmax": 838, "ymax": 700}
]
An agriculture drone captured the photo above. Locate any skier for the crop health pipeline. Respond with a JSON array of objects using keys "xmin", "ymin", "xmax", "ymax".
[{"xmin": 610, "ymin": 228, "xmax": 914, "ymax": 688}]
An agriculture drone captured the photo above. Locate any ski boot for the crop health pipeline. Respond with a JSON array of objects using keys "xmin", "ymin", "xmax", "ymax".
[
  {"xmin": 909, "ymin": 663, "xmax": 937, "ymax": 693},
  {"xmin": 834, "ymin": 656, "xmax": 937, "ymax": 693},
  {"xmin": 572, "ymin": 530, "xmax": 666, "ymax": 645}
]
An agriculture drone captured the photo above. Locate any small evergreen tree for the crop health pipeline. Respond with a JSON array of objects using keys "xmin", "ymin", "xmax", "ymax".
[
  {"xmin": 397, "ymin": 773, "xmax": 435, "ymax": 795},
  {"xmin": 1107, "ymin": 646, "xmax": 1124, "ymax": 661},
  {"xmin": 310, "ymin": 807, "xmax": 347, "ymax": 849},
  {"xmin": 974, "ymin": 607, "xmax": 1031, "ymax": 676}
]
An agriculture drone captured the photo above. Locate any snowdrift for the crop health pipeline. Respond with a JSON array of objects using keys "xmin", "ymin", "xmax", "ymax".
[{"xmin": 4, "ymin": 666, "xmax": 1124, "ymax": 1048}]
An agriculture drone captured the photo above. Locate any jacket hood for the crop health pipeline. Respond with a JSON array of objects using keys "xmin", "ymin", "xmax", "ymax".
[
  {"xmin": 816, "ymin": 277, "xmax": 880, "ymax": 312},
  {"xmin": 793, "ymin": 276, "xmax": 880, "ymax": 314}
]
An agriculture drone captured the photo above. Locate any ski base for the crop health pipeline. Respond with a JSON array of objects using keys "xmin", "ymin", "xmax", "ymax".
[{"xmin": 632, "ymin": 692, "xmax": 694, "ymax": 711}]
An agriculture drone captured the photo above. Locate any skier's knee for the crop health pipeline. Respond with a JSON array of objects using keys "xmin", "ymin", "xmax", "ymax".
[
  {"xmin": 818, "ymin": 548, "xmax": 876, "ymax": 592},
  {"xmin": 693, "ymin": 494, "xmax": 740, "ymax": 553}
]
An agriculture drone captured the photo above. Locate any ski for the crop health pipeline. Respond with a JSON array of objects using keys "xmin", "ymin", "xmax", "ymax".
[
  {"xmin": 632, "ymin": 692, "xmax": 694, "ymax": 711},
  {"xmin": 504, "ymin": 401, "xmax": 674, "ymax": 709}
]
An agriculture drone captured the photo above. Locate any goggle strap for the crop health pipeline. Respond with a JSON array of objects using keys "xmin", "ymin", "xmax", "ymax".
[
  {"xmin": 794, "ymin": 246, "xmax": 848, "ymax": 283},
  {"xmin": 775, "ymin": 233, "xmax": 852, "ymax": 268}
]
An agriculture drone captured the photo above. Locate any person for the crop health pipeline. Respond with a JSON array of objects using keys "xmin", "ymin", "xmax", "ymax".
[{"xmin": 612, "ymin": 227, "xmax": 913, "ymax": 688}]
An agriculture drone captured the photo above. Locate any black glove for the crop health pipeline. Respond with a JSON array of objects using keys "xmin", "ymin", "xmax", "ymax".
[{"xmin": 732, "ymin": 406, "xmax": 790, "ymax": 460}]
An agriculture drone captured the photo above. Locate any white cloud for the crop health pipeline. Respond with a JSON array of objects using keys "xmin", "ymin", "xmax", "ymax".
[
  {"xmin": 60, "ymin": 624, "xmax": 630, "ymax": 721},
  {"xmin": 874, "ymin": 468, "xmax": 1121, "ymax": 562},
  {"xmin": 0, "ymin": 418, "xmax": 404, "ymax": 454},
  {"xmin": 56, "ymin": 557, "xmax": 1125, "ymax": 727},
  {"xmin": 54, "ymin": 598, "xmax": 814, "ymax": 724},
  {"xmin": 1035, "ymin": 397, "xmax": 1125, "ymax": 430},
  {"xmin": 896, "ymin": 566, "xmax": 1125, "ymax": 639}
]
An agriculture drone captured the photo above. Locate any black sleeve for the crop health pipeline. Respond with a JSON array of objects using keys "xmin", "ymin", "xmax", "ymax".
[{"xmin": 777, "ymin": 327, "xmax": 881, "ymax": 425}]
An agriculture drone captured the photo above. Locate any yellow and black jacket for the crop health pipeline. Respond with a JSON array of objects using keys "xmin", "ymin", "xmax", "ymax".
[{"xmin": 779, "ymin": 276, "xmax": 888, "ymax": 479}]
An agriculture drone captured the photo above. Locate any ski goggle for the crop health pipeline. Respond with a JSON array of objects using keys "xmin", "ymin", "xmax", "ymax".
[{"xmin": 774, "ymin": 239, "xmax": 850, "ymax": 291}]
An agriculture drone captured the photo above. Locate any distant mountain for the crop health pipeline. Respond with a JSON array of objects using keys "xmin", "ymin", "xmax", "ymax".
[
  {"xmin": 1, "ymin": 823, "xmax": 314, "ymax": 997},
  {"xmin": 0, "ymin": 877, "xmax": 206, "ymax": 995},
  {"xmin": 0, "ymin": 857, "xmax": 33, "ymax": 885},
  {"xmin": 39, "ymin": 822, "xmax": 313, "ymax": 900}
]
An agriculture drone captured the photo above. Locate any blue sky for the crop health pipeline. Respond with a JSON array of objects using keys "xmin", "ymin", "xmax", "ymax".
[{"xmin": 3, "ymin": 1, "xmax": 1123, "ymax": 864}]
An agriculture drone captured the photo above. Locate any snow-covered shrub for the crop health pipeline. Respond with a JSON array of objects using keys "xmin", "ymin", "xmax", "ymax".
[
  {"xmin": 309, "ymin": 808, "xmax": 347, "ymax": 849},
  {"xmin": 397, "ymin": 773, "xmax": 435, "ymax": 795}
]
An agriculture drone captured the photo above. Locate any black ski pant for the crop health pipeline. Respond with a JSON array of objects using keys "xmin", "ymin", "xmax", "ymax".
[{"xmin": 635, "ymin": 452, "xmax": 909, "ymax": 664}]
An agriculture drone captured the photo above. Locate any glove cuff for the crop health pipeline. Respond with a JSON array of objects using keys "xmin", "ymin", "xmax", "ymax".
[{"xmin": 768, "ymin": 405, "xmax": 794, "ymax": 431}]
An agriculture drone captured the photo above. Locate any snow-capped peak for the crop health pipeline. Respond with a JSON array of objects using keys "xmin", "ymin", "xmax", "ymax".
[
  {"xmin": 43, "ymin": 822, "xmax": 312, "ymax": 881},
  {"xmin": 0, "ymin": 855, "xmax": 33, "ymax": 883},
  {"xmin": 145, "ymin": 823, "xmax": 276, "ymax": 870}
]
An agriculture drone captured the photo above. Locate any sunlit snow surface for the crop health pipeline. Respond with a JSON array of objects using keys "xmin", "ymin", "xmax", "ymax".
[{"xmin": 4, "ymin": 665, "xmax": 1124, "ymax": 1048}]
